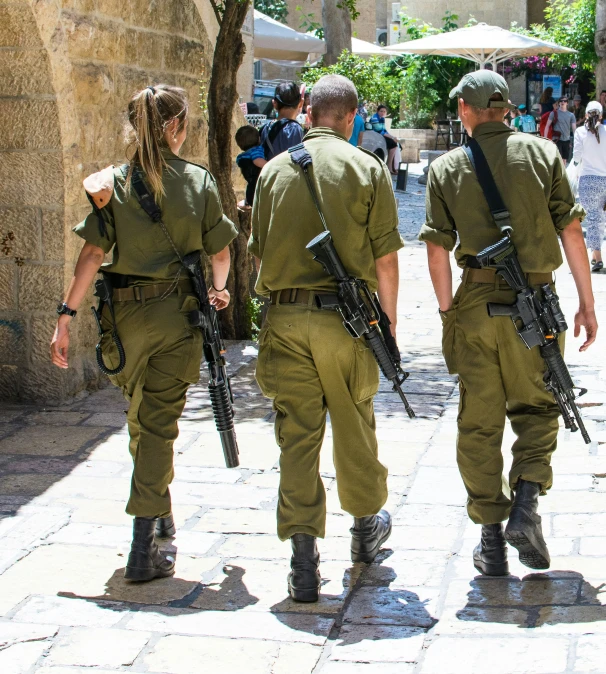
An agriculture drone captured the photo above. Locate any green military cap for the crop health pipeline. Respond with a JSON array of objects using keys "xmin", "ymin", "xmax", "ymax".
[{"xmin": 449, "ymin": 70, "xmax": 516, "ymax": 110}]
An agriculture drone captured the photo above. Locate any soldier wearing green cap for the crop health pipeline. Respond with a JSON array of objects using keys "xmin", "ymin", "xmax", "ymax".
[{"xmin": 419, "ymin": 69, "xmax": 597, "ymax": 576}]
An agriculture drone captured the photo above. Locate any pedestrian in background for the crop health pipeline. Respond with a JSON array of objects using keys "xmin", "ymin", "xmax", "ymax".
[
  {"xmin": 250, "ymin": 75, "xmax": 402, "ymax": 602},
  {"xmin": 569, "ymin": 94, "xmax": 586, "ymax": 126},
  {"xmin": 260, "ymin": 81, "xmax": 304, "ymax": 160},
  {"xmin": 370, "ymin": 104, "xmax": 401, "ymax": 175},
  {"xmin": 349, "ymin": 111, "xmax": 365, "ymax": 147},
  {"xmin": 421, "ymin": 70, "xmax": 596, "ymax": 578},
  {"xmin": 573, "ymin": 101, "xmax": 606, "ymax": 272},
  {"xmin": 539, "ymin": 86, "xmax": 555, "ymax": 115},
  {"xmin": 600, "ymin": 90, "xmax": 606, "ymax": 122},
  {"xmin": 50, "ymin": 84, "xmax": 238, "ymax": 582},
  {"xmin": 544, "ymin": 97, "xmax": 576, "ymax": 164}
]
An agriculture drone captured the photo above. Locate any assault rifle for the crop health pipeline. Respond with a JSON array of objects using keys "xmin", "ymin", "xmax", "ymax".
[
  {"xmin": 129, "ymin": 167, "xmax": 239, "ymax": 468},
  {"xmin": 307, "ymin": 231, "xmax": 415, "ymax": 419},
  {"xmin": 183, "ymin": 251, "xmax": 240, "ymax": 468},
  {"xmin": 476, "ymin": 235, "xmax": 590, "ymax": 444}
]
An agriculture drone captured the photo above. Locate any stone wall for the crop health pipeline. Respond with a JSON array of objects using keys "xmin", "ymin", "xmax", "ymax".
[
  {"xmin": 0, "ymin": 0, "xmax": 247, "ymax": 403},
  {"xmin": 399, "ymin": 0, "xmax": 530, "ymax": 30}
]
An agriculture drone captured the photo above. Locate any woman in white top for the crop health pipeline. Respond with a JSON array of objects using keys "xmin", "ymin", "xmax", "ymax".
[{"xmin": 573, "ymin": 100, "xmax": 606, "ymax": 272}]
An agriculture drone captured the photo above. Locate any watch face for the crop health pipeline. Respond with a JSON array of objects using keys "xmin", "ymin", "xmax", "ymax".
[{"xmin": 57, "ymin": 303, "xmax": 65, "ymax": 315}]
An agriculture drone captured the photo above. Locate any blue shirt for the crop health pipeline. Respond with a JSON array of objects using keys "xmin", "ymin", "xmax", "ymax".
[
  {"xmin": 370, "ymin": 113, "xmax": 387, "ymax": 136},
  {"xmin": 349, "ymin": 114, "xmax": 365, "ymax": 146},
  {"xmin": 236, "ymin": 144, "xmax": 265, "ymax": 166},
  {"xmin": 260, "ymin": 119, "xmax": 304, "ymax": 160}
]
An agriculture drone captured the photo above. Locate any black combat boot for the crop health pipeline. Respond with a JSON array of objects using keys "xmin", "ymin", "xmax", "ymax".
[
  {"xmin": 350, "ymin": 509, "xmax": 392, "ymax": 564},
  {"xmin": 505, "ymin": 479, "xmax": 550, "ymax": 570},
  {"xmin": 156, "ymin": 513, "xmax": 176, "ymax": 538},
  {"xmin": 473, "ymin": 523, "xmax": 509, "ymax": 576},
  {"xmin": 124, "ymin": 517, "xmax": 176, "ymax": 582},
  {"xmin": 288, "ymin": 533, "xmax": 321, "ymax": 602}
]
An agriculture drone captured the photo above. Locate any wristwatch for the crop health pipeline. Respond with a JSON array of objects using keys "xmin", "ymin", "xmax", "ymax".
[{"xmin": 56, "ymin": 302, "xmax": 77, "ymax": 318}]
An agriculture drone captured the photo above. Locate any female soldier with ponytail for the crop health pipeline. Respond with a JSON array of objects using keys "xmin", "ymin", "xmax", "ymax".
[
  {"xmin": 50, "ymin": 85, "xmax": 238, "ymax": 581},
  {"xmin": 573, "ymin": 100, "xmax": 606, "ymax": 272}
]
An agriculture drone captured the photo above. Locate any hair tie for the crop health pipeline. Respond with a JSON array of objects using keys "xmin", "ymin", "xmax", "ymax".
[{"xmin": 147, "ymin": 86, "xmax": 156, "ymax": 95}]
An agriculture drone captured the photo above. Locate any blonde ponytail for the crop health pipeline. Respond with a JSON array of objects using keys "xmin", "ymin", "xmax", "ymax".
[{"xmin": 125, "ymin": 84, "xmax": 189, "ymax": 200}]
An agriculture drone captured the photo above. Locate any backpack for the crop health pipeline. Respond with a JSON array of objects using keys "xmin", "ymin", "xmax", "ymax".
[
  {"xmin": 540, "ymin": 111, "xmax": 554, "ymax": 140},
  {"xmin": 519, "ymin": 114, "xmax": 537, "ymax": 134},
  {"xmin": 260, "ymin": 118, "xmax": 301, "ymax": 160}
]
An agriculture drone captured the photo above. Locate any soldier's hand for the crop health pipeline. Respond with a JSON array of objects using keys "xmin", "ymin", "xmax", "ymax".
[
  {"xmin": 209, "ymin": 288, "xmax": 230, "ymax": 310},
  {"xmin": 50, "ymin": 319, "xmax": 71, "ymax": 368},
  {"xmin": 574, "ymin": 306, "xmax": 598, "ymax": 351}
]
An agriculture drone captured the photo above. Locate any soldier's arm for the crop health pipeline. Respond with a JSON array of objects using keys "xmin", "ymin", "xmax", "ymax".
[
  {"xmin": 426, "ymin": 242, "xmax": 453, "ymax": 312},
  {"xmin": 375, "ymin": 251, "xmax": 399, "ymax": 337},
  {"xmin": 560, "ymin": 220, "xmax": 598, "ymax": 351}
]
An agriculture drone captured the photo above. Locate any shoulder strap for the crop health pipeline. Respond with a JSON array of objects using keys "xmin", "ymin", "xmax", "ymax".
[
  {"xmin": 288, "ymin": 143, "xmax": 328, "ymax": 232},
  {"xmin": 129, "ymin": 166, "xmax": 188, "ymax": 270},
  {"xmin": 463, "ymin": 138, "xmax": 512, "ymax": 235}
]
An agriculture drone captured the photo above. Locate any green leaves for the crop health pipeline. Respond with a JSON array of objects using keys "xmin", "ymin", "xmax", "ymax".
[{"xmin": 254, "ymin": 0, "xmax": 288, "ymax": 23}]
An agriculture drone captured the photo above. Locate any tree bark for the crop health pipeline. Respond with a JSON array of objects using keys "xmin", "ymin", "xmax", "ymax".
[
  {"xmin": 322, "ymin": 0, "xmax": 352, "ymax": 66},
  {"xmin": 595, "ymin": 0, "xmax": 606, "ymax": 94},
  {"xmin": 208, "ymin": 0, "xmax": 252, "ymax": 339}
]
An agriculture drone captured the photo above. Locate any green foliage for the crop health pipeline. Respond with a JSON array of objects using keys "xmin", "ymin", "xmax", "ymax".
[
  {"xmin": 301, "ymin": 52, "xmax": 404, "ymax": 121},
  {"xmin": 254, "ymin": 0, "xmax": 288, "ymax": 23},
  {"xmin": 246, "ymin": 295, "xmax": 263, "ymax": 339},
  {"xmin": 296, "ymin": 6, "xmax": 324, "ymax": 39},
  {"xmin": 510, "ymin": 0, "xmax": 596, "ymax": 75}
]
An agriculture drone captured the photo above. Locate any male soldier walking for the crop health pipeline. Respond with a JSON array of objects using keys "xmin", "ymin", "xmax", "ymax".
[
  {"xmin": 420, "ymin": 71, "xmax": 597, "ymax": 575},
  {"xmin": 249, "ymin": 75, "xmax": 403, "ymax": 602}
]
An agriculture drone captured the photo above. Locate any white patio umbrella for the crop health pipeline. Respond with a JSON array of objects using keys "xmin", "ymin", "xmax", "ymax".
[
  {"xmin": 351, "ymin": 37, "xmax": 400, "ymax": 57},
  {"xmin": 384, "ymin": 22, "xmax": 575, "ymax": 69},
  {"xmin": 254, "ymin": 10, "xmax": 326, "ymax": 61}
]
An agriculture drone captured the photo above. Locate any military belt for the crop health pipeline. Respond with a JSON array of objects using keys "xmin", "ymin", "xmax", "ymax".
[
  {"xmin": 464, "ymin": 267, "xmax": 553, "ymax": 286},
  {"xmin": 270, "ymin": 288, "xmax": 333, "ymax": 305},
  {"xmin": 113, "ymin": 279, "xmax": 194, "ymax": 302}
]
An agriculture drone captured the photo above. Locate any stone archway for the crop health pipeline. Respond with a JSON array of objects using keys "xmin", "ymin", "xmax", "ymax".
[
  {"xmin": 0, "ymin": 1, "xmax": 67, "ymax": 401},
  {"xmin": 0, "ymin": 0, "xmax": 220, "ymax": 402}
]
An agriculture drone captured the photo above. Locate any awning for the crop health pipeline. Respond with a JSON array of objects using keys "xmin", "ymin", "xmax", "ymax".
[{"xmin": 254, "ymin": 10, "xmax": 326, "ymax": 61}]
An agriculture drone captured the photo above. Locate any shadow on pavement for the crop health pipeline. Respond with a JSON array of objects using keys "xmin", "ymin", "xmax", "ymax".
[{"xmin": 456, "ymin": 571, "xmax": 606, "ymax": 629}]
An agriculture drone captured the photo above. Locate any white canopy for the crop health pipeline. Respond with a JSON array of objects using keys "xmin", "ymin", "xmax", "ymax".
[
  {"xmin": 351, "ymin": 37, "xmax": 400, "ymax": 57},
  {"xmin": 385, "ymin": 22, "xmax": 576, "ymax": 68},
  {"xmin": 254, "ymin": 10, "xmax": 326, "ymax": 61}
]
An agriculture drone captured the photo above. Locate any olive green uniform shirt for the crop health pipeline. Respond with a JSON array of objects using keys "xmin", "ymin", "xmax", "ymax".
[
  {"xmin": 418, "ymin": 122, "xmax": 585, "ymax": 272},
  {"xmin": 249, "ymin": 127, "xmax": 404, "ymax": 296},
  {"xmin": 74, "ymin": 151, "xmax": 238, "ymax": 283}
]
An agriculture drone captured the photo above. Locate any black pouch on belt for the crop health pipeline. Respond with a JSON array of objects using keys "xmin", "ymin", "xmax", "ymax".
[{"xmin": 91, "ymin": 272, "xmax": 126, "ymax": 376}]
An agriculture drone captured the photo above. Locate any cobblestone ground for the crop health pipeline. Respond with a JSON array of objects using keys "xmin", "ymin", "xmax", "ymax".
[{"xmin": 1, "ymin": 168, "xmax": 606, "ymax": 673}]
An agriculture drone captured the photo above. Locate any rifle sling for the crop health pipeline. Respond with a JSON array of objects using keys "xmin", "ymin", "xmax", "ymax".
[
  {"xmin": 288, "ymin": 143, "xmax": 329, "ymax": 233},
  {"xmin": 463, "ymin": 137, "xmax": 513, "ymax": 234}
]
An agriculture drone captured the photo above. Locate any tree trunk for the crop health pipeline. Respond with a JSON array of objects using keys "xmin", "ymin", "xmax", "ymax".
[
  {"xmin": 322, "ymin": 0, "xmax": 352, "ymax": 66},
  {"xmin": 595, "ymin": 0, "xmax": 606, "ymax": 94},
  {"xmin": 208, "ymin": 0, "xmax": 252, "ymax": 339}
]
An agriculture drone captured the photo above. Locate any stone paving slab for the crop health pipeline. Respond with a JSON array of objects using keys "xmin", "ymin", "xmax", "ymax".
[{"xmin": 0, "ymin": 231, "xmax": 605, "ymax": 672}]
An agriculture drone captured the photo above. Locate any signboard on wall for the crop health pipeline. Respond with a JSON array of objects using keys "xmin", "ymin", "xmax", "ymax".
[{"xmin": 542, "ymin": 75, "xmax": 562, "ymax": 98}]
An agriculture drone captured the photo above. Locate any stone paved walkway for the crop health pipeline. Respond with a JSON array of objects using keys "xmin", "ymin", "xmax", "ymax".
[{"xmin": 1, "ymin": 176, "xmax": 606, "ymax": 673}]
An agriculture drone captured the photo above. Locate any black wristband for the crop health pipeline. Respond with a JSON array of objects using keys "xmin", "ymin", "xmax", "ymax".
[
  {"xmin": 56, "ymin": 302, "xmax": 77, "ymax": 318},
  {"xmin": 211, "ymin": 284, "xmax": 227, "ymax": 293}
]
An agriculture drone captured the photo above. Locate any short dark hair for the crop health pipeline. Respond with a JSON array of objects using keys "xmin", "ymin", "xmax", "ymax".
[
  {"xmin": 377, "ymin": 105, "xmax": 387, "ymax": 112},
  {"xmin": 235, "ymin": 125, "xmax": 260, "ymax": 151},
  {"xmin": 310, "ymin": 75, "xmax": 358, "ymax": 123},
  {"xmin": 274, "ymin": 81, "xmax": 301, "ymax": 110}
]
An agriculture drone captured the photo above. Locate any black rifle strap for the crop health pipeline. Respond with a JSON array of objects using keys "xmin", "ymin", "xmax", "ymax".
[
  {"xmin": 288, "ymin": 143, "xmax": 329, "ymax": 233},
  {"xmin": 464, "ymin": 137, "xmax": 513, "ymax": 234}
]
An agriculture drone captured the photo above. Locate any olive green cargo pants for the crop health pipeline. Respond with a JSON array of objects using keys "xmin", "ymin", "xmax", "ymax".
[
  {"xmin": 255, "ymin": 300, "xmax": 388, "ymax": 541},
  {"xmin": 441, "ymin": 275, "xmax": 561, "ymax": 524},
  {"xmin": 101, "ymin": 291, "xmax": 202, "ymax": 518}
]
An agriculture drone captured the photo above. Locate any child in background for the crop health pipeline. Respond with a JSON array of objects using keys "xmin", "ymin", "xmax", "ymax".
[{"xmin": 235, "ymin": 125, "xmax": 267, "ymax": 208}]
